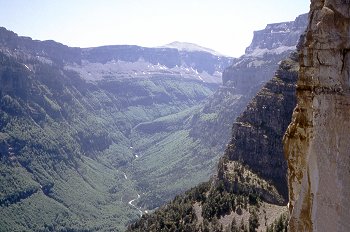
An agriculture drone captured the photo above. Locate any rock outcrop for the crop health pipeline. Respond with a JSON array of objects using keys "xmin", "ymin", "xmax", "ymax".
[
  {"xmin": 79, "ymin": 45, "xmax": 233, "ymax": 83},
  {"xmin": 283, "ymin": 1, "xmax": 350, "ymax": 231}
]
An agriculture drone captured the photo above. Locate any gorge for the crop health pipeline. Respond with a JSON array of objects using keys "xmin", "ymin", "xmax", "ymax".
[{"xmin": 0, "ymin": 10, "xmax": 331, "ymax": 232}]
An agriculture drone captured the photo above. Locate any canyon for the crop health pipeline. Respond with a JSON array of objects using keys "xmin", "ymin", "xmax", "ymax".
[{"xmin": 0, "ymin": 13, "xmax": 310, "ymax": 231}]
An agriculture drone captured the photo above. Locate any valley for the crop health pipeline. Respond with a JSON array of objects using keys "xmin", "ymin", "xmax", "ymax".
[
  {"xmin": 0, "ymin": 13, "xmax": 307, "ymax": 232},
  {"xmin": 0, "ymin": 27, "xmax": 231, "ymax": 231}
]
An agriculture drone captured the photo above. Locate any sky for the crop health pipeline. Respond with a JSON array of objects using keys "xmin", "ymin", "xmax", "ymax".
[{"xmin": 0, "ymin": 0, "xmax": 309, "ymax": 57}]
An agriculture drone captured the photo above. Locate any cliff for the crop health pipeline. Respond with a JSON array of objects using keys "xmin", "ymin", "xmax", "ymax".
[
  {"xmin": 223, "ymin": 13, "xmax": 307, "ymax": 87},
  {"xmin": 245, "ymin": 14, "xmax": 308, "ymax": 57},
  {"xmin": 78, "ymin": 45, "xmax": 233, "ymax": 83},
  {"xmin": 221, "ymin": 52, "xmax": 299, "ymax": 203},
  {"xmin": 283, "ymin": 1, "xmax": 350, "ymax": 231}
]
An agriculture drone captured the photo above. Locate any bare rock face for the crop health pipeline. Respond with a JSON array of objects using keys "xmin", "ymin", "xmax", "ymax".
[{"xmin": 283, "ymin": 1, "xmax": 350, "ymax": 231}]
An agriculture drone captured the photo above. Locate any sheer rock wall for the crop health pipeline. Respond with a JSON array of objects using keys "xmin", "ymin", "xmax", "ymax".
[{"xmin": 283, "ymin": 1, "xmax": 350, "ymax": 231}]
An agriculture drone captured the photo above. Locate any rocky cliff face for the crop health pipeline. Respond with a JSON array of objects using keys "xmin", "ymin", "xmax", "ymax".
[
  {"xmin": 283, "ymin": 1, "xmax": 350, "ymax": 231},
  {"xmin": 245, "ymin": 14, "xmax": 308, "ymax": 57},
  {"xmin": 220, "ymin": 53, "xmax": 299, "ymax": 203},
  {"xmin": 0, "ymin": 27, "xmax": 82, "ymax": 65}
]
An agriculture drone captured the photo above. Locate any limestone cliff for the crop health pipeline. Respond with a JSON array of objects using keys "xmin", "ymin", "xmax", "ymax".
[
  {"xmin": 283, "ymin": 1, "xmax": 350, "ymax": 231},
  {"xmin": 220, "ymin": 53, "xmax": 299, "ymax": 204}
]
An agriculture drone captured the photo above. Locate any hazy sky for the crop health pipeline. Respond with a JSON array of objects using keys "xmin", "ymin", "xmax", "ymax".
[{"xmin": 0, "ymin": 0, "xmax": 309, "ymax": 57}]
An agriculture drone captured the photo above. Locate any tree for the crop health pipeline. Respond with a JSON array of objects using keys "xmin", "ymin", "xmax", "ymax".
[
  {"xmin": 240, "ymin": 219, "xmax": 248, "ymax": 232},
  {"xmin": 231, "ymin": 217, "xmax": 239, "ymax": 232},
  {"xmin": 211, "ymin": 216, "xmax": 222, "ymax": 232},
  {"xmin": 249, "ymin": 210, "xmax": 260, "ymax": 232}
]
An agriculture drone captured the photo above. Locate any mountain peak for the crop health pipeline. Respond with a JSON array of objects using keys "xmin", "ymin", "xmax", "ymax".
[{"xmin": 161, "ymin": 41, "xmax": 224, "ymax": 57}]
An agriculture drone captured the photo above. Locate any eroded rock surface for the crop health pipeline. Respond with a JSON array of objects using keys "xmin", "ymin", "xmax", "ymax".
[{"xmin": 283, "ymin": 1, "xmax": 350, "ymax": 231}]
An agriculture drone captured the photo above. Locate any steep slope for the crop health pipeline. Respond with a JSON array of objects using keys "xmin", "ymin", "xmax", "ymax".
[
  {"xmin": 284, "ymin": 2, "xmax": 350, "ymax": 231},
  {"xmin": 221, "ymin": 52, "xmax": 299, "ymax": 202},
  {"xmin": 0, "ymin": 28, "xmax": 220, "ymax": 231},
  {"xmin": 0, "ymin": 51, "xmax": 138, "ymax": 231},
  {"xmin": 127, "ymin": 53, "xmax": 299, "ymax": 232}
]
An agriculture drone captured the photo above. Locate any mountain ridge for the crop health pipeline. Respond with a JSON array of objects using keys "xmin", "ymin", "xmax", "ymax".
[{"xmin": 0, "ymin": 27, "xmax": 233, "ymax": 84}]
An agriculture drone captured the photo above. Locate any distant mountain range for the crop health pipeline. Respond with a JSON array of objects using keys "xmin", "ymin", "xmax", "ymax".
[
  {"xmin": 74, "ymin": 43, "xmax": 234, "ymax": 84},
  {"xmin": 0, "ymin": 26, "xmax": 234, "ymax": 84}
]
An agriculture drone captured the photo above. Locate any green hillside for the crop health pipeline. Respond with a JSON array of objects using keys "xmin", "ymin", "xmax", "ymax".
[{"xmin": 0, "ymin": 49, "xmax": 217, "ymax": 231}]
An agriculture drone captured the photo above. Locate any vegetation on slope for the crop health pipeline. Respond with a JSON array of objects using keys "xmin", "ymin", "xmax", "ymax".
[
  {"xmin": 0, "ymin": 47, "xmax": 217, "ymax": 231},
  {"xmin": 127, "ymin": 165, "xmax": 288, "ymax": 232}
]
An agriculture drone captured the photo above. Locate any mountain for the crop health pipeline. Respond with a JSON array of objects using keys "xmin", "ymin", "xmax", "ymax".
[
  {"xmin": 127, "ymin": 52, "xmax": 299, "ymax": 232},
  {"xmin": 0, "ymin": 27, "xmax": 227, "ymax": 231},
  {"xmin": 284, "ymin": 2, "xmax": 350, "ymax": 231},
  {"xmin": 210, "ymin": 13, "xmax": 308, "ymax": 199},
  {"xmin": 126, "ymin": 13, "xmax": 309, "ymax": 231},
  {"xmin": 244, "ymin": 13, "xmax": 307, "ymax": 58}
]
